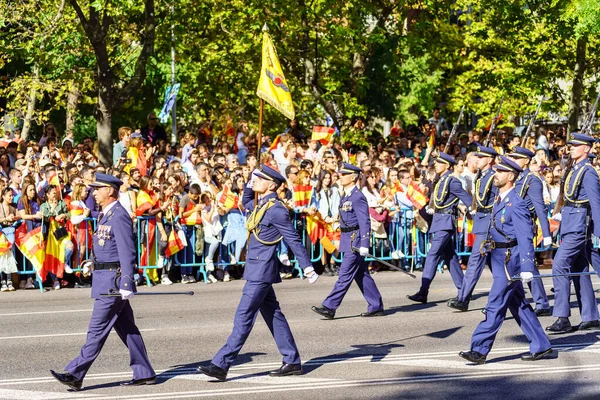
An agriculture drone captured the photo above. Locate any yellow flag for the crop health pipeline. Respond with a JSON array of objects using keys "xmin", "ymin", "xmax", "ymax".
[{"xmin": 256, "ymin": 26, "xmax": 295, "ymax": 120}]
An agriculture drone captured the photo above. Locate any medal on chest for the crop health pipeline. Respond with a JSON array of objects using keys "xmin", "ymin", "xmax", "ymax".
[{"xmin": 96, "ymin": 225, "xmax": 112, "ymax": 246}]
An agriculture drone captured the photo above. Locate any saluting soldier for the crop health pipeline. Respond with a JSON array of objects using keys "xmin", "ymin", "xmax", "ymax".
[
  {"xmin": 407, "ymin": 152, "xmax": 472, "ymax": 304},
  {"xmin": 507, "ymin": 146, "xmax": 552, "ymax": 316},
  {"xmin": 312, "ymin": 163, "xmax": 384, "ymax": 319},
  {"xmin": 459, "ymin": 156, "xmax": 553, "ymax": 364},
  {"xmin": 547, "ymin": 133, "xmax": 600, "ymax": 334},
  {"xmin": 197, "ymin": 166, "xmax": 318, "ymax": 382},
  {"xmin": 449, "ymin": 145, "xmax": 498, "ymax": 311},
  {"xmin": 50, "ymin": 174, "xmax": 156, "ymax": 391}
]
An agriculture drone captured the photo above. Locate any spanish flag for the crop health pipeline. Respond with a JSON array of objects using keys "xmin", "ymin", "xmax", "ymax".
[
  {"xmin": 306, "ymin": 212, "xmax": 328, "ymax": 245},
  {"xmin": 136, "ymin": 190, "xmax": 156, "ymax": 216},
  {"xmin": 311, "ymin": 126, "xmax": 335, "ymax": 145},
  {"xmin": 15, "ymin": 224, "xmax": 45, "ymax": 275},
  {"xmin": 268, "ymin": 135, "xmax": 282, "ymax": 153},
  {"xmin": 181, "ymin": 202, "xmax": 201, "ymax": 226},
  {"xmin": 535, "ymin": 218, "xmax": 560, "ymax": 247},
  {"xmin": 69, "ymin": 200, "xmax": 87, "ymax": 225},
  {"xmin": 165, "ymin": 229, "xmax": 185, "ymax": 257},
  {"xmin": 44, "ymin": 219, "xmax": 71, "ymax": 279},
  {"xmin": 256, "ymin": 25, "xmax": 295, "ymax": 120},
  {"xmin": 293, "ymin": 185, "xmax": 312, "ymax": 208},
  {"xmin": 218, "ymin": 186, "xmax": 239, "ymax": 210},
  {"xmin": 0, "ymin": 232, "xmax": 12, "ymax": 255},
  {"xmin": 406, "ymin": 182, "xmax": 428, "ymax": 210},
  {"xmin": 125, "ymin": 147, "xmax": 148, "ymax": 176},
  {"xmin": 428, "ymin": 129, "xmax": 435, "ymax": 148},
  {"xmin": 47, "ymin": 170, "xmax": 61, "ymax": 189},
  {"xmin": 224, "ymin": 117, "xmax": 235, "ymax": 137}
]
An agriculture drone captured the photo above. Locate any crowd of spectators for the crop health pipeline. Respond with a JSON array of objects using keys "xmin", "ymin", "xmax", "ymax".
[{"xmin": 0, "ymin": 108, "xmax": 585, "ymax": 291}]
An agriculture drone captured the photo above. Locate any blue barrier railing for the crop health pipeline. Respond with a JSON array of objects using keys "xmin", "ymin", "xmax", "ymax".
[{"xmin": 7, "ymin": 204, "xmax": 564, "ymax": 291}]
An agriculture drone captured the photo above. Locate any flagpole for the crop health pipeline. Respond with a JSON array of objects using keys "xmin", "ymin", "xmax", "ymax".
[{"xmin": 257, "ymin": 99, "xmax": 264, "ymax": 166}]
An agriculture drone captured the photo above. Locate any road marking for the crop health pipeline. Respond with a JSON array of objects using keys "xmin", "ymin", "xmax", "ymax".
[
  {"xmin": 60, "ymin": 363, "xmax": 600, "ymax": 399},
  {"xmin": 0, "ymin": 388, "xmax": 98, "ymax": 399},
  {"xmin": 173, "ymin": 373, "xmax": 340, "ymax": 385},
  {"xmin": 0, "ymin": 309, "xmax": 93, "ymax": 317},
  {"xmin": 0, "ymin": 329, "xmax": 155, "ymax": 341}
]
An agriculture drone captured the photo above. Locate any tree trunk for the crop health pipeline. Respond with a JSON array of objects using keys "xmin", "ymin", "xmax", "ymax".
[
  {"xmin": 21, "ymin": 63, "xmax": 39, "ymax": 141},
  {"xmin": 95, "ymin": 77, "xmax": 113, "ymax": 166},
  {"xmin": 568, "ymin": 37, "xmax": 587, "ymax": 137},
  {"xmin": 65, "ymin": 83, "xmax": 80, "ymax": 136}
]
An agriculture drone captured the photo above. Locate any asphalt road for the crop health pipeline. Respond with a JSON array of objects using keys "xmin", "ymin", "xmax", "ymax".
[{"xmin": 1, "ymin": 270, "xmax": 600, "ymax": 400}]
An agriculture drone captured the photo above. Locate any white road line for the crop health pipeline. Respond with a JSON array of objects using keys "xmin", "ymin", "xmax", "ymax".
[
  {"xmin": 62, "ymin": 363, "xmax": 600, "ymax": 400},
  {"xmin": 0, "ymin": 309, "xmax": 93, "ymax": 317},
  {"xmin": 0, "ymin": 388, "xmax": 98, "ymax": 399},
  {"xmin": 1, "ymin": 341, "xmax": 597, "ymax": 387},
  {"xmin": 0, "ymin": 329, "xmax": 155, "ymax": 341}
]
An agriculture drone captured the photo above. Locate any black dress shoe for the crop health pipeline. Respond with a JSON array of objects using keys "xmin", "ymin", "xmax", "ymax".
[
  {"xmin": 534, "ymin": 308, "xmax": 552, "ymax": 317},
  {"xmin": 269, "ymin": 363, "xmax": 303, "ymax": 377},
  {"xmin": 459, "ymin": 350, "xmax": 486, "ymax": 364},
  {"xmin": 578, "ymin": 320, "xmax": 600, "ymax": 331},
  {"xmin": 311, "ymin": 305, "xmax": 335, "ymax": 319},
  {"xmin": 361, "ymin": 309, "xmax": 384, "ymax": 317},
  {"xmin": 447, "ymin": 299, "xmax": 469, "ymax": 312},
  {"xmin": 50, "ymin": 370, "xmax": 82, "ymax": 391},
  {"xmin": 120, "ymin": 376, "xmax": 157, "ymax": 386},
  {"xmin": 406, "ymin": 293, "xmax": 427, "ymax": 304},
  {"xmin": 521, "ymin": 348, "xmax": 554, "ymax": 361},
  {"xmin": 545, "ymin": 317, "xmax": 573, "ymax": 334},
  {"xmin": 197, "ymin": 363, "xmax": 228, "ymax": 382}
]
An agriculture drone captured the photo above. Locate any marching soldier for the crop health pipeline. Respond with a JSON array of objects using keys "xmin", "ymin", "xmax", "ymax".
[
  {"xmin": 197, "ymin": 166, "xmax": 318, "ymax": 381},
  {"xmin": 407, "ymin": 152, "xmax": 472, "ymax": 304},
  {"xmin": 312, "ymin": 163, "xmax": 384, "ymax": 319},
  {"xmin": 449, "ymin": 145, "xmax": 498, "ymax": 311},
  {"xmin": 507, "ymin": 146, "xmax": 552, "ymax": 315},
  {"xmin": 459, "ymin": 156, "xmax": 553, "ymax": 364},
  {"xmin": 547, "ymin": 133, "xmax": 600, "ymax": 334},
  {"xmin": 50, "ymin": 174, "xmax": 156, "ymax": 391}
]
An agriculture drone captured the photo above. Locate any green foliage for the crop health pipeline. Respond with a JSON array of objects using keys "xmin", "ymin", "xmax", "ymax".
[{"xmin": 2, "ymin": 0, "xmax": 600, "ymax": 150}]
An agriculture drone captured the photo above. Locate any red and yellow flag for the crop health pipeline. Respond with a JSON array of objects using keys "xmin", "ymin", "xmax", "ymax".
[
  {"xmin": 268, "ymin": 135, "xmax": 282, "ymax": 153},
  {"xmin": 218, "ymin": 186, "xmax": 239, "ymax": 210},
  {"xmin": 306, "ymin": 212, "xmax": 328, "ymax": 245},
  {"xmin": 181, "ymin": 202, "xmax": 201, "ymax": 226},
  {"xmin": 165, "ymin": 228, "xmax": 185, "ymax": 257},
  {"xmin": 293, "ymin": 185, "xmax": 312, "ymax": 208},
  {"xmin": 406, "ymin": 182, "xmax": 428, "ymax": 210},
  {"xmin": 47, "ymin": 170, "xmax": 61, "ymax": 188},
  {"xmin": 256, "ymin": 25, "xmax": 295, "ymax": 120},
  {"xmin": 0, "ymin": 232, "xmax": 12, "ymax": 255},
  {"xmin": 311, "ymin": 126, "xmax": 335, "ymax": 145},
  {"xmin": 224, "ymin": 117, "xmax": 235, "ymax": 137},
  {"xmin": 535, "ymin": 218, "xmax": 560, "ymax": 247},
  {"xmin": 15, "ymin": 224, "xmax": 45, "ymax": 275},
  {"xmin": 44, "ymin": 219, "xmax": 71, "ymax": 279},
  {"xmin": 136, "ymin": 190, "xmax": 156, "ymax": 216}
]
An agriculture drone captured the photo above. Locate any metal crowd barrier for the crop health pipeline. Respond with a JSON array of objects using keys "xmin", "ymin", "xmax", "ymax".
[{"xmin": 8, "ymin": 204, "xmax": 565, "ymax": 291}]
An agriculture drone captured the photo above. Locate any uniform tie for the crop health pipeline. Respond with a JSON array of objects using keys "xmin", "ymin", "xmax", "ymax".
[{"xmin": 98, "ymin": 212, "xmax": 104, "ymax": 222}]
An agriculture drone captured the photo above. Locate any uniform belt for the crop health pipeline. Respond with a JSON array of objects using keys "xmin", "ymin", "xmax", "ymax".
[
  {"xmin": 435, "ymin": 208, "xmax": 456, "ymax": 215},
  {"xmin": 340, "ymin": 225, "xmax": 359, "ymax": 233},
  {"xmin": 94, "ymin": 262, "xmax": 121, "ymax": 270},
  {"xmin": 476, "ymin": 208, "xmax": 492, "ymax": 214},
  {"xmin": 493, "ymin": 240, "xmax": 517, "ymax": 249},
  {"xmin": 564, "ymin": 201, "xmax": 590, "ymax": 209}
]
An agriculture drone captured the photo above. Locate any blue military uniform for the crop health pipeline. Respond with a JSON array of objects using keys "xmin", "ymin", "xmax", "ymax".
[
  {"xmin": 464, "ymin": 157, "xmax": 551, "ymax": 362},
  {"xmin": 315, "ymin": 163, "xmax": 383, "ymax": 317},
  {"xmin": 509, "ymin": 146, "xmax": 551, "ymax": 312},
  {"xmin": 453, "ymin": 145, "xmax": 498, "ymax": 309},
  {"xmin": 208, "ymin": 166, "xmax": 313, "ymax": 377},
  {"xmin": 59, "ymin": 174, "xmax": 155, "ymax": 386},
  {"xmin": 548, "ymin": 134, "xmax": 600, "ymax": 333},
  {"xmin": 408, "ymin": 153, "xmax": 472, "ymax": 303}
]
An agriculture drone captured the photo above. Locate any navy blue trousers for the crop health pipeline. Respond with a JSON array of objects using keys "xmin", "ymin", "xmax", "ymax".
[
  {"xmin": 66, "ymin": 297, "xmax": 155, "ymax": 381},
  {"xmin": 212, "ymin": 281, "xmax": 300, "ymax": 370},
  {"xmin": 322, "ymin": 251, "xmax": 383, "ymax": 313},
  {"xmin": 470, "ymin": 249, "xmax": 550, "ymax": 356}
]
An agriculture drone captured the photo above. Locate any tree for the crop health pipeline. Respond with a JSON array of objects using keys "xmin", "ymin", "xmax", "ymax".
[{"xmin": 68, "ymin": 0, "xmax": 156, "ymax": 164}]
